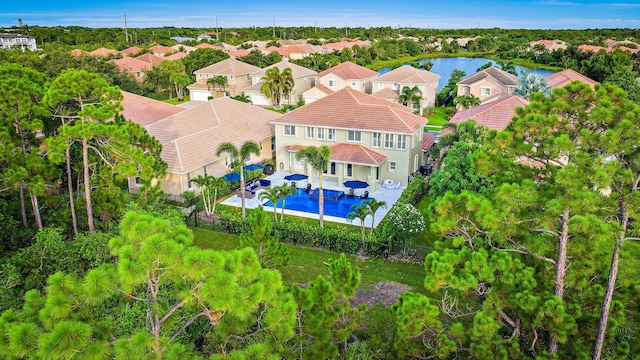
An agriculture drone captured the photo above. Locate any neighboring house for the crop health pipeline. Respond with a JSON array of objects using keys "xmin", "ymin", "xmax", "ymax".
[
  {"xmin": 271, "ymin": 87, "xmax": 427, "ymax": 190},
  {"xmin": 301, "ymin": 61, "xmax": 378, "ymax": 103},
  {"xmin": 447, "ymin": 36, "xmax": 480, "ymax": 48},
  {"xmin": 546, "ymin": 69, "xmax": 597, "ymax": 89},
  {"xmin": 264, "ymin": 45, "xmax": 316, "ymax": 60},
  {"xmin": 301, "ymin": 84, "xmax": 334, "ymax": 104},
  {"xmin": 187, "ymin": 58, "xmax": 261, "ymax": 101},
  {"xmin": 244, "ymin": 60, "xmax": 317, "ymax": 106},
  {"xmin": 88, "ymin": 47, "xmax": 120, "ymax": 57},
  {"xmin": 148, "ymin": 44, "xmax": 175, "ymax": 57},
  {"xmin": 194, "ymin": 42, "xmax": 217, "ymax": 49},
  {"xmin": 457, "ymin": 66, "xmax": 519, "ymax": 103},
  {"xmin": 449, "ymin": 95, "xmax": 530, "ymax": 131},
  {"xmin": 371, "ymin": 65, "xmax": 440, "ymax": 113},
  {"xmin": 228, "ymin": 49, "xmax": 252, "ymax": 58},
  {"xmin": 120, "ymin": 46, "xmax": 142, "ymax": 57},
  {"xmin": 211, "ymin": 42, "xmax": 237, "ymax": 52},
  {"xmin": 0, "ymin": 33, "xmax": 37, "ymax": 51},
  {"xmin": 527, "ymin": 40, "xmax": 568, "ymax": 53},
  {"xmin": 171, "ymin": 44, "xmax": 197, "ymax": 53},
  {"xmin": 164, "ymin": 52, "xmax": 187, "ymax": 61},
  {"xmin": 135, "ymin": 53, "xmax": 167, "ymax": 66},
  {"xmin": 120, "ymin": 90, "xmax": 184, "ymax": 127},
  {"xmin": 132, "ymin": 97, "xmax": 280, "ymax": 195},
  {"xmin": 112, "ymin": 57, "xmax": 152, "ymax": 82}
]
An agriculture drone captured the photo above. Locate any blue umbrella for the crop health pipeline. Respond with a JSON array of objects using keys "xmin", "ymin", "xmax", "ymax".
[
  {"xmin": 223, "ymin": 172, "xmax": 247, "ymax": 182},
  {"xmin": 284, "ymin": 173, "xmax": 308, "ymax": 181},
  {"xmin": 244, "ymin": 163, "xmax": 265, "ymax": 171},
  {"xmin": 343, "ymin": 180, "xmax": 369, "ymax": 189}
]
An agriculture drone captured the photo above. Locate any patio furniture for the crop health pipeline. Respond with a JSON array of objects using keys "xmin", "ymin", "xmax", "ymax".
[
  {"xmin": 347, "ymin": 188, "xmax": 355, "ymax": 199},
  {"xmin": 360, "ymin": 190, "xmax": 369, "ymax": 200},
  {"xmin": 236, "ymin": 188, "xmax": 255, "ymax": 199},
  {"xmin": 304, "ymin": 183, "xmax": 312, "ymax": 193},
  {"xmin": 382, "ymin": 180, "xmax": 400, "ymax": 190},
  {"xmin": 291, "ymin": 181, "xmax": 297, "ymax": 188}
]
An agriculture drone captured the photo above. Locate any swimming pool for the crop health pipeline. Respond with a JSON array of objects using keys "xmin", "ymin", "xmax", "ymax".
[{"xmin": 263, "ymin": 188, "xmax": 366, "ymax": 218}]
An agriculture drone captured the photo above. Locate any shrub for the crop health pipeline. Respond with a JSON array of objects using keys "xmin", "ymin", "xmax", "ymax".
[{"xmin": 423, "ymin": 106, "xmax": 435, "ymax": 116}]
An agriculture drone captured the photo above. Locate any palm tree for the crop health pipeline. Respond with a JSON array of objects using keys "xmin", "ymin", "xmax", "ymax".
[
  {"xmin": 191, "ymin": 175, "xmax": 228, "ymax": 216},
  {"xmin": 231, "ymin": 92, "xmax": 252, "ymax": 104},
  {"xmin": 278, "ymin": 184, "xmax": 296, "ymax": 222},
  {"xmin": 364, "ymin": 198, "xmax": 386, "ymax": 236},
  {"xmin": 216, "ymin": 141, "xmax": 261, "ymax": 218},
  {"xmin": 259, "ymin": 186, "xmax": 282, "ymax": 221},
  {"xmin": 207, "ymin": 75, "xmax": 228, "ymax": 98},
  {"xmin": 347, "ymin": 203, "xmax": 372, "ymax": 251},
  {"xmin": 453, "ymin": 94, "xmax": 481, "ymax": 110},
  {"xmin": 398, "ymin": 85, "xmax": 423, "ymax": 114},
  {"xmin": 260, "ymin": 67, "xmax": 294, "ymax": 108},
  {"xmin": 496, "ymin": 61, "xmax": 517, "ymax": 76},
  {"xmin": 296, "ymin": 145, "xmax": 331, "ymax": 228}
]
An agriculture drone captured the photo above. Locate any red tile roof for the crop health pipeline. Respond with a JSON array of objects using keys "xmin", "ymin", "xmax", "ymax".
[
  {"xmin": 120, "ymin": 46, "xmax": 142, "ymax": 57},
  {"xmin": 374, "ymin": 65, "xmax": 440, "ymax": 84},
  {"xmin": 194, "ymin": 43, "xmax": 216, "ymax": 49},
  {"xmin": 273, "ymin": 87, "xmax": 426, "ymax": 133},
  {"xmin": 546, "ymin": 69, "xmax": 597, "ymax": 88},
  {"xmin": 148, "ymin": 45, "xmax": 175, "ymax": 55},
  {"xmin": 88, "ymin": 47, "xmax": 119, "ymax": 57},
  {"xmin": 112, "ymin": 57, "xmax": 152, "ymax": 73},
  {"xmin": 317, "ymin": 61, "xmax": 378, "ymax": 80},
  {"xmin": 120, "ymin": 91, "xmax": 184, "ymax": 127},
  {"xmin": 194, "ymin": 58, "xmax": 261, "ymax": 76},
  {"xmin": 422, "ymin": 133, "xmax": 437, "ymax": 151},
  {"xmin": 578, "ymin": 44, "xmax": 606, "ymax": 53},
  {"xmin": 164, "ymin": 52, "xmax": 187, "ymax": 60},
  {"xmin": 135, "ymin": 53, "xmax": 166, "ymax": 65},
  {"xmin": 449, "ymin": 95, "xmax": 529, "ymax": 131},
  {"xmin": 329, "ymin": 143, "xmax": 387, "ymax": 165}
]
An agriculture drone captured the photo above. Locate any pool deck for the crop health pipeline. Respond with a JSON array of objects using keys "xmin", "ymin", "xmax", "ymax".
[{"xmin": 220, "ymin": 171, "xmax": 404, "ymax": 227}]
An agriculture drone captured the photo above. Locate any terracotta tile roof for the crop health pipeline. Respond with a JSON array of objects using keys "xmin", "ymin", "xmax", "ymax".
[
  {"xmin": 194, "ymin": 58, "xmax": 261, "ymax": 76},
  {"xmin": 148, "ymin": 45, "xmax": 175, "ymax": 55},
  {"xmin": 120, "ymin": 91, "xmax": 184, "ymax": 127},
  {"xmin": 164, "ymin": 52, "xmax": 187, "ymax": 60},
  {"xmin": 70, "ymin": 49, "xmax": 86, "ymax": 56},
  {"xmin": 273, "ymin": 87, "xmax": 426, "ymax": 133},
  {"xmin": 268, "ymin": 45, "xmax": 315, "ymax": 57},
  {"xmin": 171, "ymin": 44, "xmax": 197, "ymax": 53},
  {"xmin": 135, "ymin": 53, "xmax": 166, "ymax": 65},
  {"xmin": 251, "ymin": 60, "xmax": 317, "ymax": 78},
  {"xmin": 546, "ymin": 69, "xmax": 597, "ymax": 88},
  {"xmin": 578, "ymin": 44, "xmax": 606, "ymax": 53},
  {"xmin": 374, "ymin": 65, "xmax": 440, "ymax": 84},
  {"xmin": 422, "ymin": 133, "xmax": 437, "ymax": 151},
  {"xmin": 88, "ymin": 47, "xmax": 119, "ymax": 57},
  {"xmin": 371, "ymin": 87, "xmax": 399, "ymax": 101},
  {"xmin": 616, "ymin": 46, "xmax": 640, "ymax": 54},
  {"xmin": 313, "ymin": 84, "xmax": 334, "ymax": 94},
  {"xmin": 228, "ymin": 49, "xmax": 251, "ymax": 58},
  {"xmin": 317, "ymin": 61, "xmax": 378, "ymax": 80},
  {"xmin": 145, "ymin": 98, "xmax": 280, "ymax": 173},
  {"xmin": 449, "ymin": 95, "xmax": 529, "ymax": 131},
  {"xmin": 604, "ymin": 39, "xmax": 616, "ymax": 46},
  {"xmin": 457, "ymin": 66, "xmax": 518, "ymax": 87},
  {"xmin": 329, "ymin": 143, "xmax": 387, "ymax": 165},
  {"xmin": 194, "ymin": 43, "xmax": 217, "ymax": 49},
  {"xmin": 285, "ymin": 144, "xmax": 306, "ymax": 151},
  {"xmin": 112, "ymin": 57, "xmax": 152, "ymax": 73},
  {"xmin": 212, "ymin": 42, "xmax": 237, "ymax": 51},
  {"xmin": 120, "ymin": 46, "xmax": 142, "ymax": 56}
]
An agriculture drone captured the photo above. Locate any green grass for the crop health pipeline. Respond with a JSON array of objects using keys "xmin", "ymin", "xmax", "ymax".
[
  {"xmin": 425, "ymin": 107, "xmax": 450, "ymax": 128},
  {"xmin": 190, "ymin": 227, "xmax": 427, "ymax": 293},
  {"xmin": 163, "ymin": 96, "xmax": 190, "ymax": 105}
]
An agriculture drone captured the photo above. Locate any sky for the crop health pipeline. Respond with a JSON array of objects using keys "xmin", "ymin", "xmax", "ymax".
[{"xmin": 2, "ymin": 0, "xmax": 640, "ymax": 30}]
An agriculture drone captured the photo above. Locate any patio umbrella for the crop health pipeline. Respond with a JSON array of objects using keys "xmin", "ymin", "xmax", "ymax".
[
  {"xmin": 223, "ymin": 172, "xmax": 247, "ymax": 182},
  {"xmin": 343, "ymin": 180, "xmax": 369, "ymax": 189},
  {"xmin": 284, "ymin": 173, "xmax": 308, "ymax": 181},
  {"xmin": 243, "ymin": 163, "xmax": 265, "ymax": 171}
]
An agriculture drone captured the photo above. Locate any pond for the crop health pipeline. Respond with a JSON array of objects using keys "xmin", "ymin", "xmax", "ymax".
[{"xmin": 378, "ymin": 57, "xmax": 555, "ymax": 92}]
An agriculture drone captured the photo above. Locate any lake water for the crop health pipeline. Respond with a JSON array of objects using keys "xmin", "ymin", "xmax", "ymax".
[{"xmin": 378, "ymin": 57, "xmax": 555, "ymax": 92}]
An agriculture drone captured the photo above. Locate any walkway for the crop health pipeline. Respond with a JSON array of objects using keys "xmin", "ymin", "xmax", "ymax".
[{"xmin": 220, "ymin": 171, "xmax": 404, "ymax": 227}]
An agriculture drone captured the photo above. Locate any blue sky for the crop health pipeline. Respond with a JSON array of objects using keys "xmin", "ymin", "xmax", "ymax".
[{"xmin": 3, "ymin": 0, "xmax": 640, "ymax": 29}]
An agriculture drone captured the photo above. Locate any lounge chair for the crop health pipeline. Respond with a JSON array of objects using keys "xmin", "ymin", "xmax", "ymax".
[
  {"xmin": 291, "ymin": 181, "xmax": 297, "ymax": 188},
  {"xmin": 304, "ymin": 183, "xmax": 312, "ymax": 193},
  {"xmin": 360, "ymin": 190, "xmax": 369, "ymax": 200},
  {"xmin": 347, "ymin": 188, "xmax": 355, "ymax": 198}
]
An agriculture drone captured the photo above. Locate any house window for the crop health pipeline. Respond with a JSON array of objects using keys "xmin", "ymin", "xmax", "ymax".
[
  {"xmin": 203, "ymin": 166, "xmax": 208, "ymax": 177},
  {"xmin": 384, "ymin": 133, "xmax": 394, "ymax": 149},
  {"xmin": 351, "ymin": 80, "xmax": 356, "ymax": 86},
  {"xmin": 480, "ymin": 87, "xmax": 491, "ymax": 96},
  {"xmin": 304, "ymin": 78, "xmax": 307, "ymax": 84},
  {"xmin": 294, "ymin": 158, "xmax": 305, "ymax": 169},
  {"xmin": 246, "ymin": 75, "xmax": 251, "ymax": 82},
  {"xmin": 397, "ymin": 135, "xmax": 406, "ymax": 150},
  {"xmin": 372, "ymin": 132, "xmax": 381, "ymax": 147},
  {"xmin": 328, "ymin": 128, "xmax": 336, "ymax": 141},
  {"xmin": 330, "ymin": 162, "xmax": 336, "ymax": 175},
  {"xmin": 134, "ymin": 177, "xmax": 142, "ymax": 187},
  {"xmin": 187, "ymin": 173, "xmax": 193, "ymax": 189},
  {"xmin": 389, "ymin": 161, "xmax": 396, "ymax": 172},
  {"xmin": 328, "ymin": 79, "xmax": 337, "ymax": 88},
  {"xmin": 393, "ymin": 83, "xmax": 399, "ymax": 90},
  {"xmin": 347, "ymin": 164, "xmax": 353, "ymax": 177},
  {"xmin": 414, "ymin": 154, "xmax": 419, "ymax": 172},
  {"xmin": 317, "ymin": 127, "xmax": 325, "ymax": 140},
  {"xmin": 271, "ymin": 136, "xmax": 276, "ymax": 151},
  {"xmin": 377, "ymin": 82, "xmax": 383, "ymax": 89},
  {"xmin": 284, "ymin": 125, "xmax": 296, "ymax": 136},
  {"xmin": 462, "ymin": 86, "xmax": 469, "ymax": 94},
  {"xmin": 347, "ymin": 131, "xmax": 361, "ymax": 142},
  {"xmin": 507, "ymin": 87, "xmax": 515, "ymax": 94},
  {"xmin": 306, "ymin": 126, "xmax": 314, "ymax": 139},
  {"xmin": 376, "ymin": 167, "xmax": 379, "ymax": 180}
]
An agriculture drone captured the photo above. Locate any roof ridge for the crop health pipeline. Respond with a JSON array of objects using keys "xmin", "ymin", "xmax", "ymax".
[
  {"xmin": 173, "ymin": 141, "xmax": 184, "ymax": 171},
  {"xmin": 387, "ymin": 106, "xmax": 412, "ymax": 132},
  {"xmin": 360, "ymin": 144, "xmax": 378, "ymax": 163}
]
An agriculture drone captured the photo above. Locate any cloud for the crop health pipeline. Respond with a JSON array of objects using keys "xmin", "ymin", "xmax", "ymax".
[
  {"xmin": 536, "ymin": 1, "xmax": 582, "ymax": 6},
  {"xmin": 605, "ymin": 3, "xmax": 640, "ymax": 8}
]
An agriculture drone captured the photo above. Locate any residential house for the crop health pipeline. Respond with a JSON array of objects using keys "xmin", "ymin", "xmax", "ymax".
[
  {"xmin": 527, "ymin": 40, "xmax": 568, "ymax": 53},
  {"xmin": 449, "ymin": 95, "xmax": 530, "ymax": 131},
  {"xmin": 88, "ymin": 47, "xmax": 120, "ymax": 57},
  {"xmin": 211, "ymin": 42, "xmax": 237, "ymax": 52},
  {"xmin": 120, "ymin": 91, "xmax": 184, "ymax": 127},
  {"xmin": 194, "ymin": 42, "xmax": 217, "ymax": 50},
  {"xmin": 120, "ymin": 46, "xmax": 142, "ymax": 57},
  {"xmin": 301, "ymin": 61, "xmax": 378, "ymax": 103},
  {"xmin": 132, "ymin": 97, "xmax": 280, "ymax": 195},
  {"xmin": 264, "ymin": 45, "xmax": 316, "ymax": 60},
  {"xmin": 112, "ymin": 57, "xmax": 152, "ymax": 82},
  {"xmin": 135, "ymin": 53, "xmax": 166, "ymax": 66},
  {"xmin": 457, "ymin": 66, "xmax": 519, "ymax": 104},
  {"xmin": 0, "ymin": 33, "xmax": 36, "ymax": 51},
  {"xmin": 271, "ymin": 87, "xmax": 427, "ymax": 191},
  {"xmin": 171, "ymin": 44, "xmax": 196, "ymax": 53},
  {"xmin": 244, "ymin": 60, "xmax": 317, "ymax": 106},
  {"xmin": 187, "ymin": 58, "xmax": 261, "ymax": 101},
  {"xmin": 164, "ymin": 52, "xmax": 187, "ymax": 61},
  {"xmin": 371, "ymin": 65, "xmax": 440, "ymax": 114},
  {"xmin": 148, "ymin": 44, "xmax": 175, "ymax": 57},
  {"xmin": 546, "ymin": 69, "xmax": 597, "ymax": 89}
]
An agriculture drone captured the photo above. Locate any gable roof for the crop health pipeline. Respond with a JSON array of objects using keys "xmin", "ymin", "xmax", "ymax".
[
  {"xmin": 135, "ymin": 53, "xmax": 166, "ymax": 65},
  {"xmin": 194, "ymin": 58, "xmax": 261, "ymax": 76},
  {"xmin": 329, "ymin": 143, "xmax": 387, "ymax": 165},
  {"xmin": 273, "ymin": 87, "xmax": 425, "ymax": 133},
  {"xmin": 120, "ymin": 46, "xmax": 142, "ymax": 57},
  {"xmin": 317, "ymin": 61, "xmax": 378, "ymax": 80},
  {"xmin": 145, "ymin": 98, "xmax": 280, "ymax": 173},
  {"xmin": 88, "ymin": 47, "xmax": 119, "ymax": 57},
  {"xmin": 546, "ymin": 69, "xmax": 597, "ymax": 88},
  {"xmin": 120, "ymin": 91, "xmax": 184, "ymax": 127},
  {"xmin": 251, "ymin": 60, "xmax": 317, "ymax": 78},
  {"xmin": 457, "ymin": 66, "xmax": 519, "ymax": 87},
  {"xmin": 164, "ymin": 52, "xmax": 187, "ymax": 60},
  {"xmin": 422, "ymin": 133, "xmax": 437, "ymax": 151},
  {"xmin": 370, "ymin": 87, "xmax": 399, "ymax": 101},
  {"xmin": 374, "ymin": 65, "xmax": 440, "ymax": 84},
  {"xmin": 194, "ymin": 43, "xmax": 216, "ymax": 49},
  {"xmin": 449, "ymin": 95, "xmax": 529, "ymax": 131},
  {"xmin": 112, "ymin": 57, "xmax": 152, "ymax": 73},
  {"xmin": 148, "ymin": 44, "xmax": 175, "ymax": 55}
]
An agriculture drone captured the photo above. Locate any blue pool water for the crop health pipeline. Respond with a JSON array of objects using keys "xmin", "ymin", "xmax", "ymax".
[{"xmin": 264, "ymin": 188, "xmax": 365, "ymax": 218}]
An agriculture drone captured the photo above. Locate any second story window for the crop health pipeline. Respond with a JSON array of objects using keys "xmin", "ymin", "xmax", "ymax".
[
  {"xmin": 317, "ymin": 127, "xmax": 325, "ymax": 140},
  {"xmin": 306, "ymin": 127, "xmax": 314, "ymax": 139},
  {"xmin": 396, "ymin": 135, "xmax": 406, "ymax": 150},
  {"xmin": 328, "ymin": 79, "xmax": 337, "ymax": 88},
  {"xmin": 372, "ymin": 132, "xmax": 381, "ymax": 148},
  {"xmin": 480, "ymin": 87, "xmax": 491, "ymax": 96},
  {"xmin": 384, "ymin": 133, "xmax": 394, "ymax": 149},
  {"xmin": 284, "ymin": 125, "xmax": 296, "ymax": 136},
  {"xmin": 347, "ymin": 130, "xmax": 361, "ymax": 142},
  {"xmin": 328, "ymin": 129, "xmax": 336, "ymax": 141}
]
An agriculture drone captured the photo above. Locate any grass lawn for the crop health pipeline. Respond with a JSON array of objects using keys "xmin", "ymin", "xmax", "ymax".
[
  {"xmin": 163, "ymin": 96, "xmax": 190, "ymax": 105},
  {"xmin": 190, "ymin": 227, "xmax": 427, "ymax": 294},
  {"xmin": 425, "ymin": 107, "xmax": 450, "ymax": 128}
]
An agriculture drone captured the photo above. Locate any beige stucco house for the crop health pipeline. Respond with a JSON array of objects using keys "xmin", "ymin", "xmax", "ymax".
[
  {"xmin": 244, "ymin": 60, "xmax": 317, "ymax": 106},
  {"xmin": 302, "ymin": 61, "xmax": 378, "ymax": 103},
  {"xmin": 129, "ymin": 97, "xmax": 280, "ymax": 195},
  {"xmin": 457, "ymin": 66, "xmax": 519, "ymax": 104},
  {"xmin": 272, "ymin": 87, "xmax": 427, "ymax": 191},
  {"xmin": 371, "ymin": 65, "xmax": 440, "ymax": 114},
  {"xmin": 187, "ymin": 58, "xmax": 261, "ymax": 101}
]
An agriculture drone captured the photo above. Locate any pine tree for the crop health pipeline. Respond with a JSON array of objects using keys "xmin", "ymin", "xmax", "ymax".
[{"xmin": 239, "ymin": 206, "xmax": 290, "ymax": 269}]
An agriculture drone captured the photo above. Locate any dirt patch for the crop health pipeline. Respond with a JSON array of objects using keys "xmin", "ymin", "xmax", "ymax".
[{"xmin": 350, "ymin": 281, "xmax": 412, "ymax": 307}]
